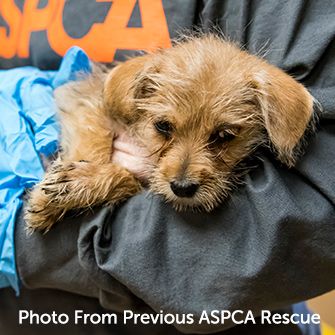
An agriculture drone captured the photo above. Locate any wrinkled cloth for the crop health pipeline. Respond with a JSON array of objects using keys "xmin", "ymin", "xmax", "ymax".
[
  {"xmin": 0, "ymin": 287, "xmax": 317, "ymax": 335},
  {"xmin": 0, "ymin": 47, "xmax": 91, "ymax": 293}
]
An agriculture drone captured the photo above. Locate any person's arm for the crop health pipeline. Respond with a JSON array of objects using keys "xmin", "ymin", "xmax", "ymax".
[{"xmin": 16, "ymin": 111, "xmax": 335, "ymax": 333}]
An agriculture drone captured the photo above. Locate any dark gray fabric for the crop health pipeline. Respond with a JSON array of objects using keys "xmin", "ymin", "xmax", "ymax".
[
  {"xmin": 11, "ymin": 0, "xmax": 335, "ymax": 334},
  {"xmin": 16, "ymin": 126, "xmax": 335, "ymax": 333},
  {"xmin": 15, "ymin": 215, "xmax": 304, "ymax": 335},
  {"xmin": 0, "ymin": 287, "xmax": 302, "ymax": 335},
  {"xmin": 0, "ymin": 288, "xmax": 124, "ymax": 335},
  {"xmin": 201, "ymin": 0, "xmax": 335, "ymax": 116}
]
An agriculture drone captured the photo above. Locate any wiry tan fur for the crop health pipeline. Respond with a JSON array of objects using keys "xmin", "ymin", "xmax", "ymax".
[{"xmin": 25, "ymin": 35, "xmax": 314, "ymax": 232}]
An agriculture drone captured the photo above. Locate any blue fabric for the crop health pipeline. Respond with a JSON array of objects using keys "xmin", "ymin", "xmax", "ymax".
[
  {"xmin": 293, "ymin": 303, "xmax": 321, "ymax": 335},
  {"xmin": 0, "ymin": 47, "xmax": 91, "ymax": 294}
]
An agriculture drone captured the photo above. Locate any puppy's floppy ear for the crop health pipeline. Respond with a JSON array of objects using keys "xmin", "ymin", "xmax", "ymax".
[
  {"xmin": 103, "ymin": 54, "xmax": 154, "ymax": 123},
  {"xmin": 133, "ymin": 66, "xmax": 160, "ymax": 100},
  {"xmin": 253, "ymin": 66, "xmax": 314, "ymax": 167}
]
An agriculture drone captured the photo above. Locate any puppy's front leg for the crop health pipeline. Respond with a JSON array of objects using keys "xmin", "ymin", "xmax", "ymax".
[{"xmin": 25, "ymin": 160, "xmax": 141, "ymax": 232}]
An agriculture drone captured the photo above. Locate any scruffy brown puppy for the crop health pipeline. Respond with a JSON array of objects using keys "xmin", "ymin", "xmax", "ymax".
[{"xmin": 25, "ymin": 35, "xmax": 314, "ymax": 232}]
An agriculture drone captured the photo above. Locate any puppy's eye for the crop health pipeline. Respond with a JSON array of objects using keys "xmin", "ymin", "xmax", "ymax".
[
  {"xmin": 154, "ymin": 120, "xmax": 173, "ymax": 137},
  {"xmin": 208, "ymin": 129, "xmax": 237, "ymax": 145}
]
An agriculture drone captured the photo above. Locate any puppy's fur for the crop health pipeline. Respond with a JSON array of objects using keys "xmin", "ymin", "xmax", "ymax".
[{"xmin": 25, "ymin": 35, "xmax": 314, "ymax": 231}]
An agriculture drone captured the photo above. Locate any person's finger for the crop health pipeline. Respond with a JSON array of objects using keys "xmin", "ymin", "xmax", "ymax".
[
  {"xmin": 113, "ymin": 133, "xmax": 149, "ymax": 157},
  {"xmin": 112, "ymin": 150, "xmax": 151, "ymax": 180},
  {"xmin": 113, "ymin": 139, "xmax": 147, "ymax": 156}
]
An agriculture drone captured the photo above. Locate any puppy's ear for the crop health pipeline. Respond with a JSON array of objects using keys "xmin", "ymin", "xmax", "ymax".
[
  {"xmin": 103, "ymin": 54, "xmax": 154, "ymax": 123},
  {"xmin": 133, "ymin": 66, "xmax": 160, "ymax": 100},
  {"xmin": 254, "ymin": 66, "xmax": 314, "ymax": 166}
]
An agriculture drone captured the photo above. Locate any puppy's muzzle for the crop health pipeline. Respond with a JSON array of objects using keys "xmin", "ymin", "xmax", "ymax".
[{"xmin": 170, "ymin": 181, "xmax": 199, "ymax": 198}]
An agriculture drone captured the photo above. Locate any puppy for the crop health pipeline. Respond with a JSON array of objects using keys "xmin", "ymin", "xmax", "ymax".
[{"xmin": 25, "ymin": 35, "xmax": 315, "ymax": 232}]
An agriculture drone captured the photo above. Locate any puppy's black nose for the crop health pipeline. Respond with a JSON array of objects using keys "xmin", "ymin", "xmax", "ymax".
[{"xmin": 170, "ymin": 181, "xmax": 199, "ymax": 198}]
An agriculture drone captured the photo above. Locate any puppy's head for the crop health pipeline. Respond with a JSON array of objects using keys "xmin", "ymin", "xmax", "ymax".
[{"xmin": 104, "ymin": 36, "xmax": 314, "ymax": 211}]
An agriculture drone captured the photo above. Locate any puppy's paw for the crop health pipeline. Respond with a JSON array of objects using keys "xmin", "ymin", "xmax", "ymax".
[
  {"xmin": 25, "ymin": 160, "xmax": 142, "ymax": 233},
  {"xmin": 35, "ymin": 160, "xmax": 142, "ymax": 208},
  {"xmin": 24, "ymin": 160, "xmax": 80, "ymax": 233},
  {"xmin": 24, "ymin": 186, "xmax": 62, "ymax": 233},
  {"xmin": 37, "ymin": 160, "xmax": 87, "ymax": 203}
]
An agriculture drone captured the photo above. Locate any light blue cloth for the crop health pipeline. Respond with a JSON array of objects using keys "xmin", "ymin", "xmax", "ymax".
[{"xmin": 0, "ymin": 47, "xmax": 91, "ymax": 294}]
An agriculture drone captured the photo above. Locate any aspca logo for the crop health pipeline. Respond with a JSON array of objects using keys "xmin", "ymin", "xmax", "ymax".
[
  {"xmin": 0, "ymin": 0, "xmax": 171, "ymax": 61},
  {"xmin": 199, "ymin": 310, "xmax": 256, "ymax": 325}
]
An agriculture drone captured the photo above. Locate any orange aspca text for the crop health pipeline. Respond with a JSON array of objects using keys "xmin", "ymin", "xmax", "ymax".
[{"xmin": 0, "ymin": 0, "xmax": 171, "ymax": 61}]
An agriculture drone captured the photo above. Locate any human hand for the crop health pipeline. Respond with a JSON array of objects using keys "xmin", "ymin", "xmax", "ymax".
[{"xmin": 112, "ymin": 130, "xmax": 152, "ymax": 182}]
